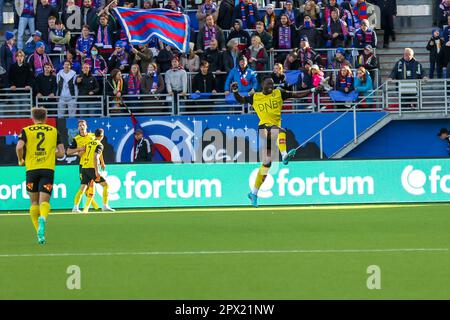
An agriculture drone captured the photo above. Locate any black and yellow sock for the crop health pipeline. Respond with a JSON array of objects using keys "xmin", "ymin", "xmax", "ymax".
[
  {"xmin": 30, "ymin": 205, "xmax": 40, "ymax": 232},
  {"xmin": 40, "ymin": 201, "xmax": 51, "ymax": 220}
]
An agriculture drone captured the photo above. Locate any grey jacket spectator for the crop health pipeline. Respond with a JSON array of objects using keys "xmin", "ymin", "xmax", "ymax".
[
  {"xmin": 165, "ymin": 59, "xmax": 188, "ymax": 94},
  {"xmin": 130, "ymin": 45, "xmax": 153, "ymax": 73},
  {"xmin": 389, "ymin": 48, "xmax": 426, "ymax": 80},
  {"xmin": 197, "ymin": 22, "xmax": 226, "ymax": 51}
]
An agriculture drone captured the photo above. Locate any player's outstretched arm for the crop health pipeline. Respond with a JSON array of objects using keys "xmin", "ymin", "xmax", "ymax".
[{"xmin": 231, "ymin": 82, "xmax": 253, "ymax": 105}]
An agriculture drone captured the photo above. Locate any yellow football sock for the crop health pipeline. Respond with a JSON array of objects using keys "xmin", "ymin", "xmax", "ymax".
[
  {"xmin": 30, "ymin": 205, "xmax": 40, "ymax": 232},
  {"xmin": 277, "ymin": 132, "xmax": 287, "ymax": 154},
  {"xmin": 254, "ymin": 164, "xmax": 270, "ymax": 191},
  {"xmin": 40, "ymin": 201, "xmax": 51, "ymax": 220},
  {"xmin": 91, "ymin": 198, "xmax": 100, "ymax": 210},
  {"xmin": 74, "ymin": 189, "xmax": 84, "ymax": 207},
  {"xmin": 102, "ymin": 185, "xmax": 109, "ymax": 205}
]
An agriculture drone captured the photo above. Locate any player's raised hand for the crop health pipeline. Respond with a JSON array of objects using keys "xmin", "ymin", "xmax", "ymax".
[{"xmin": 230, "ymin": 82, "xmax": 239, "ymax": 92}]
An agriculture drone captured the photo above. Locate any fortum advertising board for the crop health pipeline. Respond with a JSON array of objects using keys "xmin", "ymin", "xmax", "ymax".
[{"xmin": 1, "ymin": 159, "xmax": 450, "ymax": 212}]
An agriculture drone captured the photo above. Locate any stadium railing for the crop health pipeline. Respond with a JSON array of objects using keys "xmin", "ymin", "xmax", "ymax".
[
  {"xmin": 106, "ymin": 93, "xmax": 175, "ymax": 116},
  {"xmin": 36, "ymin": 95, "xmax": 104, "ymax": 117},
  {"xmin": 0, "ymin": 88, "xmax": 33, "ymax": 118}
]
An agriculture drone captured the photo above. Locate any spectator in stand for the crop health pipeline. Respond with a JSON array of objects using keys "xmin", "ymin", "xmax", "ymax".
[
  {"xmin": 427, "ymin": 29, "xmax": 445, "ymax": 79},
  {"xmin": 124, "ymin": 64, "xmax": 143, "ymax": 106},
  {"xmin": 181, "ymin": 43, "xmax": 200, "ymax": 73},
  {"xmin": 165, "ymin": 56, "xmax": 188, "ymax": 109},
  {"xmin": 273, "ymin": 14, "xmax": 298, "ymax": 63},
  {"xmin": 0, "ymin": 32, "xmax": 18, "ymax": 85},
  {"xmin": 203, "ymin": 39, "xmax": 223, "ymax": 72},
  {"xmin": 439, "ymin": 0, "xmax": 450, "ymax": 27},
  {"xmin": 27, "ymin": 41, "xmax": 54, "ymax": 77},
  {"xmin": 439, "ymin": 38, "xmax": 450, "ymax": 78},
  {"xmin": 297, "ymin": 59, "xmax": 313, "ymax": 90},
  {"xmin": 56, "ymin": 60, "xmax": 78, "ymax": 118},
  {"xmin": 76, "ymin": 25, "xmax": 95, "ymax": 60},
  {"xmin": 35, "ymin": 0, "xmax": 58, "ymax": 44},
  {"xmin": 24, "ymin": 30, "xmax": 50, "ymax": 55},
  {"xmin": 85, "ymin": 45, "xmax": 108, "ymax": 78},
  {"xmin": 331, "ymin": 47, "xmax": 351, "ymax": 69},
  {"xmin": 297, "ymin": 35, "xmax": 322, "ymax": 68},
  {"xmin": 310, "ymin": 64, "xmax": 325, "ymax": 89},
  {"xmin": 8, "ymin": 50, "xmax": 34, "ymax": 112},
  {"xmin": 443, "ymin": 15, "xmax": 450, "ymax": 43},
  {"xmin": 196, "ymin": 0, "xmax": 219, "ymax": 30},
  {"xmin": 271, "ymin": 62, "xmax": 292, "ymax": 91},
  {"xmin": 354, "ymin": 66, "xmax": 374, "ymax": 106},
  {"xmin": 130, "ymin": 44, "xmax": 153, "ymax": 74},
  {"xmin": 133, "ymin": 129, "xmax": 152, "ymax": 163},
  {"xmin": 329, "ymin": 65, "xmax": 357, "ymax": 107},
  {"xmin": 299, "ymin": 0, "xmax": 321, "ymax": 27},
  {"xmin": 252, "ymin": 21, "xmax": 273, "ymax": 51},
  {"xmin": 281, "ymin": 0, "xmax": 300, "ymax": 28},
  {"xmin": 245, "ymin": 35, "xmax": 268, "ymax": 73},
  {"xmin": 228, "ymin": 19, "xmax": 251, "ymax": 52},
  {"xmin": 62, "ymin": 0, "xmax": 82, "ymax": 38},
  {"xmin": 92, "ymin": 13, "xmax": 116, "ymax": 58},
  {"xmin": 224, "ymin": 55, "xmax": 257, "ymax": 95},
  {"xmin": 49, "ymin": 20, "xmax": 71, "ymax": 55},
  {"xmin": 108, "ymin": 41, "xmax": 130, "ymax": 73},
  {"xmin": 232, "ymin": 0, "xmax": 259, "ymax": 30},
  {"xmin": 223, "ymin": 39, "xmax": 242, "ymax": 73},
  {"xmin": 106, "ymin": 68, "xmax": 125, "ymax": 109},
  {"xmin": 142, "ymin": 63, "xmax": 165, "ymax": 95},
  {"xmin": 372, "ymin": 0, "xmax": 397, "ymax": 48},
  {"xmin": 16, "ymin": 0, "xmax": 38, "ymax": 50},
  {"xmin": 321, "ymin": 0, "xmax": 340, "ymax": 27},
  {"xmin": 80, "ymin": 0, "xmax": 98, "ymax": 27},
  {"xmin": 142, "ymin": 0, "xmax": 159, "ymax": 9},
  {"xmin": 217, "ymin": 0, "xmax": 234, "ymax": 31},
  {"xmin": 298, "ymin": 15, "xmax": 321, "ymax": 49},
  {"xmin": 353, "ymin": 19, "xmax": 377, "ymax": 53},
  {"xmin": 197, "ymin": 14, "xmax": 226, "ymax": 52},
  {"xmin": 76, "ymin": 62, "xmax": 99, "ymax": 114},
  {"xmin": 57, "ymin": 48, "xmax": 81, "ymax": 74},
  {"xmin": 340, "ymin": 0, "xmax": 357, "ymax": 43},
  {"xmin": 192, "ymin": 60, "xmax": 218, "ymax": 94},
  {"xmin": 156, "ymin": 44, "xmax": 174, "ymax": 74},
  {"xmin": 283, "ymin": 51, "xmax": 300, "ymax": 71},
  {"xmin": 325, "ymin": 7, "xmax": 348, "ymax": 49},
  {"xmin": 262, "ymin": 3, "xmax": 276, "ymax": 36},
  {"xmin": 165, "ymin": 0, "xmax": 184, "ymax": 12},
  {"xmin": 34, "ymin": 62, "xmax": 57, "ymax": 107},
  {"xmin": 388, "ymin": 48, "xmax": 426, "ymax": 80},
  {"xmin": 352, "ymin": 0, "xmax": 368, "ymax": 29},
  {"xmin": 356, "ymin": 45, "xmax": 378, "ymax": 83}
]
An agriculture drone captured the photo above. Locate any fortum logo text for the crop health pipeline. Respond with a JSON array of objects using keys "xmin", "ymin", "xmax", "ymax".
[
  {"xmin": 401, "ymin": 165, "xmax": 450, "ymax": 195},
  {"xmin": 249, "ymin": 168, "xmax": 375, "ymax": 198}
]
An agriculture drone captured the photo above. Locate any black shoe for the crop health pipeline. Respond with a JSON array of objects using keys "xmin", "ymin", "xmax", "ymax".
[{"xmin": 383, "ymin": 43, "xmax": 389, "ymax": 49}]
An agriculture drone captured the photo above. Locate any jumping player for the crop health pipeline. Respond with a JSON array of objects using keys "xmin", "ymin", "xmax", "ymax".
[
  {"xmin": 231, "ymin": 77, "xmax": 326, "ymax": 207},
  {"xmin": 16, "ymin": 107, "xmax": 65, "ymax": 244},
  {"xmin": 73, "ymin": 128, "xmax": 115, "ymax": 212}
]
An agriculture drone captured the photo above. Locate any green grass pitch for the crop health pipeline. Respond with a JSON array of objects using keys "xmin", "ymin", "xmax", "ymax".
[{"xmin": 0, "ymin": 204, "xmax": 449, "ymax": 299}]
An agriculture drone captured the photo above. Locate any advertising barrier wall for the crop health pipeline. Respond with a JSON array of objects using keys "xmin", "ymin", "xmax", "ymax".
[{"xmin": 1, "ymin": 159, "xmax": 450, "ymax": 212}]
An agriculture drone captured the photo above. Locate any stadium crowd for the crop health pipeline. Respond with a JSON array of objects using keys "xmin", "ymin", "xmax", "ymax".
[{"xmin": 0, "ymin": 0, "xmax": 448, "ymax": 116}]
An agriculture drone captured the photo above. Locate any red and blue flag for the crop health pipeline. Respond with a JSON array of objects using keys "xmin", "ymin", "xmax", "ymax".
[{"xmin": 113, "ymin": 7, "xmax": 190, "ymax": 53}]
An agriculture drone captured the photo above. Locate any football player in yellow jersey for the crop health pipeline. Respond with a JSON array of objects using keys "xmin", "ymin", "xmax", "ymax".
[
  {"xmin": 16, "ymin": 107, "xmax": 65, "ymax": 244},
  {"xmin": 67, "ymin": 120, "xmax": 103, "ymax": 212},
  {"xmin": 232, "ymin": 77, "xmax": 326, "ymax": 207},
  {"xmin": 73, "ymin": 128, "xmax": 115, "ymax": 212}
]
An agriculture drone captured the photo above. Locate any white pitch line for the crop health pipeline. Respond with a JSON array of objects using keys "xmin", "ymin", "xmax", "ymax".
[
  {"xmin": 0, "ymin": 248, "xmax": 448, "ymax": 258},
  {"xmin": 0, "ymin": 203, "xmax": 438, "ymax": 217}
]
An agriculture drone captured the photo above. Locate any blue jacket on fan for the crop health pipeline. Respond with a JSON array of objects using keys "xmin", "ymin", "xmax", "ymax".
[{"xmin": 224, "ymin": 65, "xmax": 258, "ymax": 93}]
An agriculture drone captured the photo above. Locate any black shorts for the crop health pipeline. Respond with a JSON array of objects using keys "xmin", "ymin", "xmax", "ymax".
[
  {"xmin": 26, "ymin": 169, "xmax": 55, "ymax": 195},
  {"xmin": 80, "ymin": 168, "xmax": 105, "ymax": 185},
  {"xmin": 258, "ymin": 125, "xmax": 286, "ymax": 152}
]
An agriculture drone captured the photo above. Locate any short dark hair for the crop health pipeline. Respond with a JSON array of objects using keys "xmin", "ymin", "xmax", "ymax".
[
  {"xmin": 32, "ymin": 107, "xmax": 47, "ymax": 122},
  {"xmin": 95, "ymin": 128, "xmax": 104, "ymax": 137},
  {"xmin": 200, "ymin": 60, "xmax": 209, "ymax": 68}
]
